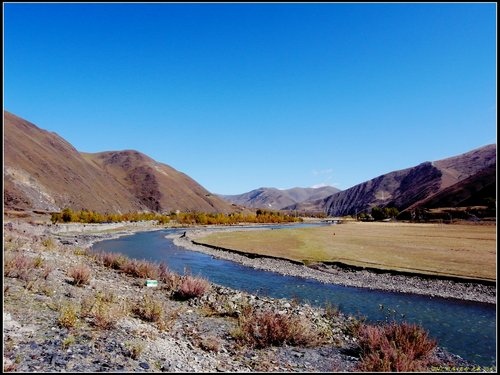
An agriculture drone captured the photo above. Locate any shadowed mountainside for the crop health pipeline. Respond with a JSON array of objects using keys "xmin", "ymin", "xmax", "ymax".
[
  {"xmin": 4, "ymin": 111, "xmax": 235, "ymax": 214},
  {"xmin": 285, "ymin": 144, "xmax": 496, "ymax": 217},
  {"xmin": 405, "ymin": 161, "xmax": 496, "ymax": 210},
  {"xmin": 83, "ymin": 150, "xmax": 234, "ymax": 213}
]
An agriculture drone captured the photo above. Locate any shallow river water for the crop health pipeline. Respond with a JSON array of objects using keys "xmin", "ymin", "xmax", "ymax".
[{"xmin": 91, "ymin": 226, "xmax": 496, "ymax": 367}]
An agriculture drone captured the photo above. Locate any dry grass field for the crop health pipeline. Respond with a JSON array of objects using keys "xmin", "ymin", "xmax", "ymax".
[{"xmin": 196, "ymin": 222, "xmax": 496, "ymax": 281}]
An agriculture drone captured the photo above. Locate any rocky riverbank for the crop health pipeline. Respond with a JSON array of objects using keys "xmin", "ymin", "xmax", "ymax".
[
  {"xmin": 172, "ymin": 228, "xmax": 496, "ymax": 305},
  {"xmin": 3, "ymin": 221, "xmax": 492, "ymax": 372}
]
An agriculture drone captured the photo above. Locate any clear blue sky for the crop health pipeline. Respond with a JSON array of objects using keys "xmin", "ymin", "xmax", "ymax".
[{"xmin": 4, "ymin": 2, "xmax": 497, "ymax": 195}]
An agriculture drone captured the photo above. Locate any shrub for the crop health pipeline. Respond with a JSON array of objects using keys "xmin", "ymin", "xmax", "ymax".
[
  {"xmin": 324, "ymin": 302, "xmax": 341, "ymax": 319},
  {"xmin": 41, "ymin": 237, "xmax": 56, "ymax": 250},
  {"xmin": 97, "ymin": 252, "xmax": 127, "ymax": 270},
  {"xmin": 80, "ymin": 290, "xmax": 127, "ymax": 329},
  {"xmin": 33, "ymin": 255, "xmax": 44, "ymax": 268},
  {"xmin": 234, "ymin": 307, "xmax": 323, "ymax": 348},
  {"xmin": 68, "ymin": 264, "xmax": 91, "ymax": 286},
  {"xmin": 120, "ymin": 258, "xmax": 159, "ymax": 279},
  {"xmin": 3, "ymin": 235, "xmax": 16, "ymax": 252},
  {"xmin": 125, "ymin": 340, "xmax": 144, "ymax": 360},
  {"xmin": 356, "ymin": 321, "xmax": 438, "ymax": 372},
  {"xmin": 80, "ymin": 292, "xmax": 99, "ymax": 317},
  {"xmin": 73, "ymin": 247, "xmax": 88, "ymax": 256},
  {"xmin": 119, "ymin": 258, "xmax": 138, "ymax": 276},
  {"xmin": 39, "ymin": 282, "xmax": 55, "ymax": 296},
  {"xmin": 136, "ymin": 260, "xmax": 159, "ymax": 279},
  {"xmin": 156, "ymin": 307, "xmax": 180, "ymax": 332},
  {"xmin": 42, "ymin": 264, "xmax": 54, "ymax": 280},
  {"xmin": 97, "ymin": 253, "xmax": 159, "ymax": 279},
  {"xmin": 157, "ymin": 262, "xmax": 181, "ymax": 291},
  {"xmin": 58, "ymin": 303, "xmax": 79, "ymax": 329},
  {"xmin": 4, "ymin": 253, "xmax": 22, "ymax": 277},
  {"xmin": 92, "ymin": 301, "xmax": 121, "ymax": 329},
  {"xmin": 157, "ymin": 262, "xmax": 175, "ymax": 284},
  {"xmin": 61, "ymin": 335, "xmax": 76, "ymax": 349},
  {"xmin": 133, "ymin": 294, "xmax": 164, "ymax": 322},
  {"xmin": 343, "ymin": 315, "xmax": 366, "ymax": 337},
  {"xmin": 173, "ymin": 275, "xmax": 211, "ymax": 300},
  {"xmin": 198, "ymin": 335, "xmax": 221, "ymax": 352},
  {"xmin": 4, "ymin": 253, "xmax": 36, "ymax": 281}
]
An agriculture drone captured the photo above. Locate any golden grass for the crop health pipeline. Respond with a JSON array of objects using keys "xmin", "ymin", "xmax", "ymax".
[{"xmin": 196, "ymin": 222, "xmax": 496, "ymax": 281}]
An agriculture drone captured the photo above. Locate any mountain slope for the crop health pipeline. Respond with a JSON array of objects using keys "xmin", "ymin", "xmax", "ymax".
[
  {"xmin": 286, "ymin": 144, "xmax": 496, "ymax": 216},
  {"xmin": 4, "ymin": 111, "xmax": 145, "ymax": 213},
  {"xmin": 406, "ymin": 161, "xmax": 496, "ymax": 210},
  {"xmin": 219, "ymin": 186, "xmax": 340, "ymax": 210},
  {"xmin": 4, "ymin": 111, "xmax": 235, "ymax": 214},
  {"xmin": 84, "ymin": 150, "xmax": 233, "ymax": 213}
]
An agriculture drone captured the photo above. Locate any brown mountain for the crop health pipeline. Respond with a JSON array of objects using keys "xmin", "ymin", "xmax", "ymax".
[
  {"xmin": 4, "ymin": 111, "xmax": 235, "ymax": 214},
  {"xmin": 285, "ymin": 144, "xmax": 496, "ymax": 217},
  {"xmin": 218, "ymin": 186, "xmax": 341, "ymax": 210},
  {"xmin": 405, "ymin": 161, "xmax": 496, "ymax": 210},
  {"xmin": 83, "ymin": 150, "xmax": 233, "ymax": 213}
]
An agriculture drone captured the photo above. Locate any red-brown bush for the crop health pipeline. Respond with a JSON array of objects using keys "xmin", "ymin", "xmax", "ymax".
[
  {"xmin": 356, "ymin": 321, "xmax": 437, "ymax": 372},
  {"xmin": 173, "ymin": 275, "xmax": 210, "ymax": 300},
  {"xmin": 234, "ymin": 308, "xmax": 322, "ymax": 348},
  {"xmin": 68, "ymin": 264, "xmax": 91, "ymax": 286}
]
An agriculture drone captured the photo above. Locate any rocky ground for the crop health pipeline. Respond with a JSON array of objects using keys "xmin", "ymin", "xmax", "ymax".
[{"xmin": 3, "ymin": 220, "xmax": 493, "ymax": 372}]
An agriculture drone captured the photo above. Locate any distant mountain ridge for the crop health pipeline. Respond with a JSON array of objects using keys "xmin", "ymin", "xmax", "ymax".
[
  {"xmin": 4, "ymin": 111, "xmax": 235, "ymax": 214},
  {"xmin": 285, "ymin": 144, "xmax": 496, "ymax": 217},
  {"xmin": 218, "ymin": 186, "xmax": 341, "ymax": 210},
  {"xmin": 4, "ymin": 111, "xmax": 495, "ymax": 218}
]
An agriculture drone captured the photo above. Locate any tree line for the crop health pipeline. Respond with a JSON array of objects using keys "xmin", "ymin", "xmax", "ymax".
[
  {"xmin": 357, "ymin": 206, "xmax": 400, "ymax": 221},
  {"xmin": 50, "ymin": 208, "xmax": 302, "ymax": 225}
]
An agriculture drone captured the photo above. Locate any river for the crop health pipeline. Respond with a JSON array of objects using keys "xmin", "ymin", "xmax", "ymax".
[{"xmin": 91, "ymin": 225, "xmax": 496, "ymax": 367}]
